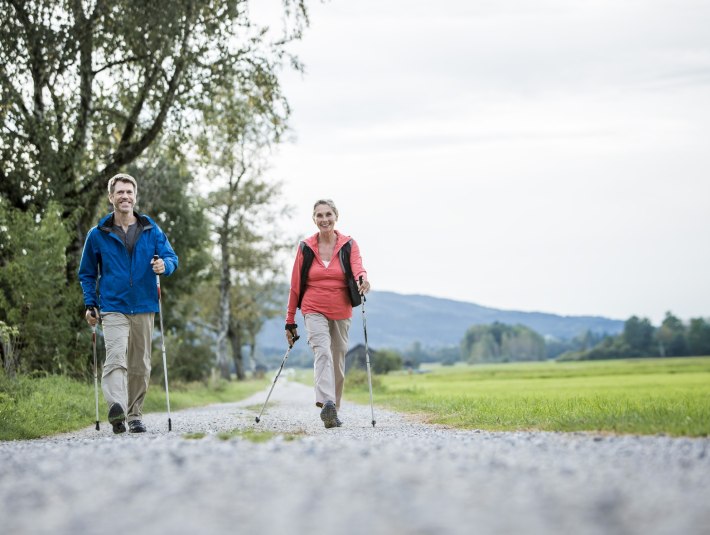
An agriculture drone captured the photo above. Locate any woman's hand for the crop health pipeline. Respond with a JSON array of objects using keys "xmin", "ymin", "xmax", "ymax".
[
  {"xmin": 357, "ymin": 279, "xmax": 371, "ymax": 295},
  {"xmin": 285, "ymin": 324, "xmax": 299, "ymax": 346}
]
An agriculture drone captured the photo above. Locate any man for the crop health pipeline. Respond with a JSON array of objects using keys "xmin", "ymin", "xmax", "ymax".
[{"xmin": 79, "ymin": 173, "xmax": 178, "ymax": 434}]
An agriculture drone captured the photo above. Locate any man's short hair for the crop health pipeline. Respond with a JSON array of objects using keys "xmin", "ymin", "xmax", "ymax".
[{"xmin": 107, "ymin": 173, "xmax": 138, "ymax": 195}]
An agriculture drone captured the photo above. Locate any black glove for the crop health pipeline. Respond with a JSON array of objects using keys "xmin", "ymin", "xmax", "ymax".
[{"xmin": 285, "ymin": 323, "xmax": 300, "ymax": 344}]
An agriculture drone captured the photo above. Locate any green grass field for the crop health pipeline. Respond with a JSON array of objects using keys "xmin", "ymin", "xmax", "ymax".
[
  {"xmin": 0, "ymin": 373, "xmax": 268, "ymax": 441},
  {"xmin": 345, "ymin": 357, "xmax": 710, "ymax": 437},
  {"xmin": 4, "ymin": 357, "xmax": 709, "ymax": 440}
]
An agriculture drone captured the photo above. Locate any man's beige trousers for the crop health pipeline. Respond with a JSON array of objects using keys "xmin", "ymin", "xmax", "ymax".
[{"xmin": 101, "ymin": 312, "xmax": 154, "ymax": 422}]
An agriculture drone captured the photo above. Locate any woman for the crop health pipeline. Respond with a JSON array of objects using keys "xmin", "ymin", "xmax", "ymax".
[{"xmin": 285, "ymin": 199, "xmax": 370, "ymax": 428}]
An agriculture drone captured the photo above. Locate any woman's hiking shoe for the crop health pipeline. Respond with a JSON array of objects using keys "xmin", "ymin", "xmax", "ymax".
[
  {"xmin": 108, "ymin": 403, "xmax": 126, "ymax": 434},
  {"xmin": 320, "ymin": 401, "xmax": 338, "ymax": 429},
  {"xmin": 128, "ymin": 420, "xmax": 147, "ymax": 433}
]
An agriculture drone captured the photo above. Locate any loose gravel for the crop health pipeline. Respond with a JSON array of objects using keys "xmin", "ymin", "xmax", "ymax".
[{"xmin": 1, "ymin": 380, "xmax": 708, "ymax": 535}]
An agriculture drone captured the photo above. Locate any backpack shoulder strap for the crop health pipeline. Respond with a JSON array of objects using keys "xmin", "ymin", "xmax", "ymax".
[
  {"xmin": 338, "ymin": 240, "xmax": 353, "ymax": 279},
  {"xmin": 339, "ymin": 240, "xmax": 362, "ymax": 307},
  {"xmin": 298, "ymin": 242, "xmax": 315, "ymax": 309}
]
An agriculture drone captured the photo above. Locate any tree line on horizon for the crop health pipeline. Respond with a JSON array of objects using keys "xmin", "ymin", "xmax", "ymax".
[
  {"xmin": 394, "ymin": 313, "xmax": 710, "ymax": 366},
  {"xmin": 557, "ymin": 313, "xmax": 710, "ymax": 361}
]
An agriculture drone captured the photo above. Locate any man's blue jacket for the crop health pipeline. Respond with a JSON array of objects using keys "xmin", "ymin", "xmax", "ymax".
[{"xmin": 78, "ymin": 212, "xmax": 179, "ymax": 314}]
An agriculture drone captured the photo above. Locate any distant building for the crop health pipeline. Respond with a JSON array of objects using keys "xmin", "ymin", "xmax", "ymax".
[{"xmin": 345, "ymin": 343, "xmax": 377, "ymax": 375}]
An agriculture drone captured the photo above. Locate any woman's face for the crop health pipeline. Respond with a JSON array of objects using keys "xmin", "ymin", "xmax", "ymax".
[{"xmin": 313, "ymin": 203, "xmax": 337, "ymax": 232}]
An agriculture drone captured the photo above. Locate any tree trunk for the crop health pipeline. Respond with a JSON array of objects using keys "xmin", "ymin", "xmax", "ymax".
[
  {"xmin": 1, "ymin": 330, "xmax": 19, "ymax": 379},
  {"xmin": 229, "ymin": 322, "xmax": 245, "ymax": 381},
  {"xmin": 216, "ymin": 225, "xmax": 231, "ymax": 380},
  {"xmin": 249, "ymin": 337, "xmax": 257, "ymax": 373}
]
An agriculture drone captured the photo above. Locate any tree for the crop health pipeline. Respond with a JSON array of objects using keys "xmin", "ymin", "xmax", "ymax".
[
  {"xmin": 0, "ymin": 201, "xmax": 79, "ymax": 374},
  {"xmin": 397, "ymin": 342, "xmax": 460, "ymax": 368},
  {"xmin": 558, "ymin": 313, "xmax": 702, "ymax": 361},
  {"xmin": 195, "ymin": 75, "xmax": 292, "ymax": 380},
  {"xmin": 1, "ymin": 0, "xmax": 308, "ymax": 278},
  {"xmin": 371, "ymin": 349, "xmax": 403, "ymax": 374},
  {"xmin": 0, "ymin": 321, "xmax": 20, "ymax": 378},
  {"xmin": 655, "ymin": 311, "xmax": 688, "ymax": 357},
  {"xmin": 461, "ymin": 322, "xmax": 545, "ymax": 363},
  {"xmin": 211, "ymin": 177, "xmax": 291, "ymax": 379},
  {"xmin": 230, "ymin": 278, "xmax": 287, "ymax": 375},
  {"xmin": 687, "ymin": 318, "xmax": 710, "ymax": 356},
  {"xmin": 622, "ymin": 316, "xmax": 656, "ymax": 357},
  {"xmin": 346, "ymin": 345, "xmax": 403, "ymax": 375},
  {"xmin": 545, "ymin": 330, "xmax": 607, "ymax": 359}
]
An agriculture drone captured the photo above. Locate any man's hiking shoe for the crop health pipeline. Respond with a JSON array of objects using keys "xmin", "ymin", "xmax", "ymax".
[
  {"xmin": 128, "ymin": 420, "xmax": 147, "ymax": 433},
  {"xmin": 108, "ymin": 403, "xmax": 126, "ymax": 434},
  {"xmin": 320, "ymin": 400, "xmax": 338, "ymax": 429}
]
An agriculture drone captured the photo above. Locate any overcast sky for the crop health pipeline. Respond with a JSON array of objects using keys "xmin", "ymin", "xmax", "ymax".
[{"xmin": 252, "ymin": 0, "xmax": 710, "ymax": 324}]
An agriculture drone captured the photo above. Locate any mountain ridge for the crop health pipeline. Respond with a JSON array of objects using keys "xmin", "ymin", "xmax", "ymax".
[{"xmin": 256, "ymin": 290, "xmax": 624, "ymax": 354}]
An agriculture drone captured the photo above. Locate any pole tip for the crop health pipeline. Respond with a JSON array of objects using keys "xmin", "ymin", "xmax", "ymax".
[
  {"xmin": 168, "ymin": 418, "xmax": 172, "ymax": 432},
  {"xmin": 96, "ymin": 422, "xmax": 100, "ymax": 431},
  {"xmin": 372, "ymin": 420, "xmax": 376, "ymax": 427},
  {"xmin": 255, "ymin": 417, "xmax": 260, "ymax": 423}
]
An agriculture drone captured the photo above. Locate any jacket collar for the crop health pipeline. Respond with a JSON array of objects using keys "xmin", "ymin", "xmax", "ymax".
[
  {"xmin": 303, "ymin": 230, "xmax": 349, "ymax": 252},
  {"xmin": 98, "ymin": 211, "xmax": 153, "ymax": 232}
]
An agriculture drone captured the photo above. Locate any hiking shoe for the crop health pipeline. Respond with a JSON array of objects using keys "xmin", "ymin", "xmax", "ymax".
[
  {"xmin": 108, "ymin": 403, "xmax": 126, "ymax": 434},
  {"xmin": 128, "ymin": 420, "xmax": 147, "ymax": 433},
  {"xmin": 320, "ymin": 400, "xmax": 338, "ymax": 429}
]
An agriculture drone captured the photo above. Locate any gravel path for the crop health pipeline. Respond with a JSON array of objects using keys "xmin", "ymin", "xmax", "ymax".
[{"xmin": 1, "ymin": 380, "xmax": 708, "ymax": 535}]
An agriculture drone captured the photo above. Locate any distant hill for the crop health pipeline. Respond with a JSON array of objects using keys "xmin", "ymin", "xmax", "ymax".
[{"xmin": 256, "ymin": 290, "xmax": 624, "ymax": 355}]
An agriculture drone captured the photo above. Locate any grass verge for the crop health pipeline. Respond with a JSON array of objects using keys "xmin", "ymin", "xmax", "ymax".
[
  {"xmin": 345, "ymin": 357, "xmax": 710, "ymax": 437},
  {"xmin": 0, "ymin": 373, "xmax": 268, "ymax": 441}
]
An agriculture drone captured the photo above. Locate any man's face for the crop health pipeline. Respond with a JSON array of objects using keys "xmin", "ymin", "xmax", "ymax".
[{"xmin": 109, "ymin": 180, "xmax": 136, "ymax": 215}]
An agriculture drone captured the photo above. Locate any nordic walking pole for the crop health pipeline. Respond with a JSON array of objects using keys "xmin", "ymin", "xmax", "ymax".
[
  {"xmin": 153, "ymin": 255, "xmax": 172, "ymax": 431},
  {"xmin": 255, "ymin": 335, "xmax": 299, "ymax": 424},
  {"xmin": 90, "ymin": 309, "xmax": 100, "ymax": 431},
  {"xmin": 360, "ymin": 276, "xmax": 376, "ymax": 427}
]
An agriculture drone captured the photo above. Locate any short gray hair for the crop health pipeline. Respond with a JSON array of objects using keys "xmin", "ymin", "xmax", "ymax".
[
  {"xmin": 107, "ymin": 173, "xmax": 138, "ymax": 195},
  {"xmin": 312, "ymin": 199, "xmax": 338, "ymax": 218}
]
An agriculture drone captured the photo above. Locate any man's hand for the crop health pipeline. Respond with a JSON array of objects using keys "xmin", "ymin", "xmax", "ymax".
[{"xmin": 151, "ymin": 256, "xmax": 165, "ymax": 274}]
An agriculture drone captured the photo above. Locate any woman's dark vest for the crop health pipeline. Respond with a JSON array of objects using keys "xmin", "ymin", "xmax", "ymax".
[{"xmin": 298, "ymin": 239, "xmax": 362, "ymax": 309}]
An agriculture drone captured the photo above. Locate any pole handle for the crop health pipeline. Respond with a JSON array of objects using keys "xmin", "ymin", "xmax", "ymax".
[
  {"xmin": 359, "ymin": 275, "xmax": 367, "ymax": 302},
  {"xmin": 153, "ymin": 255, "xmax": 160, "ymax": 276}
]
